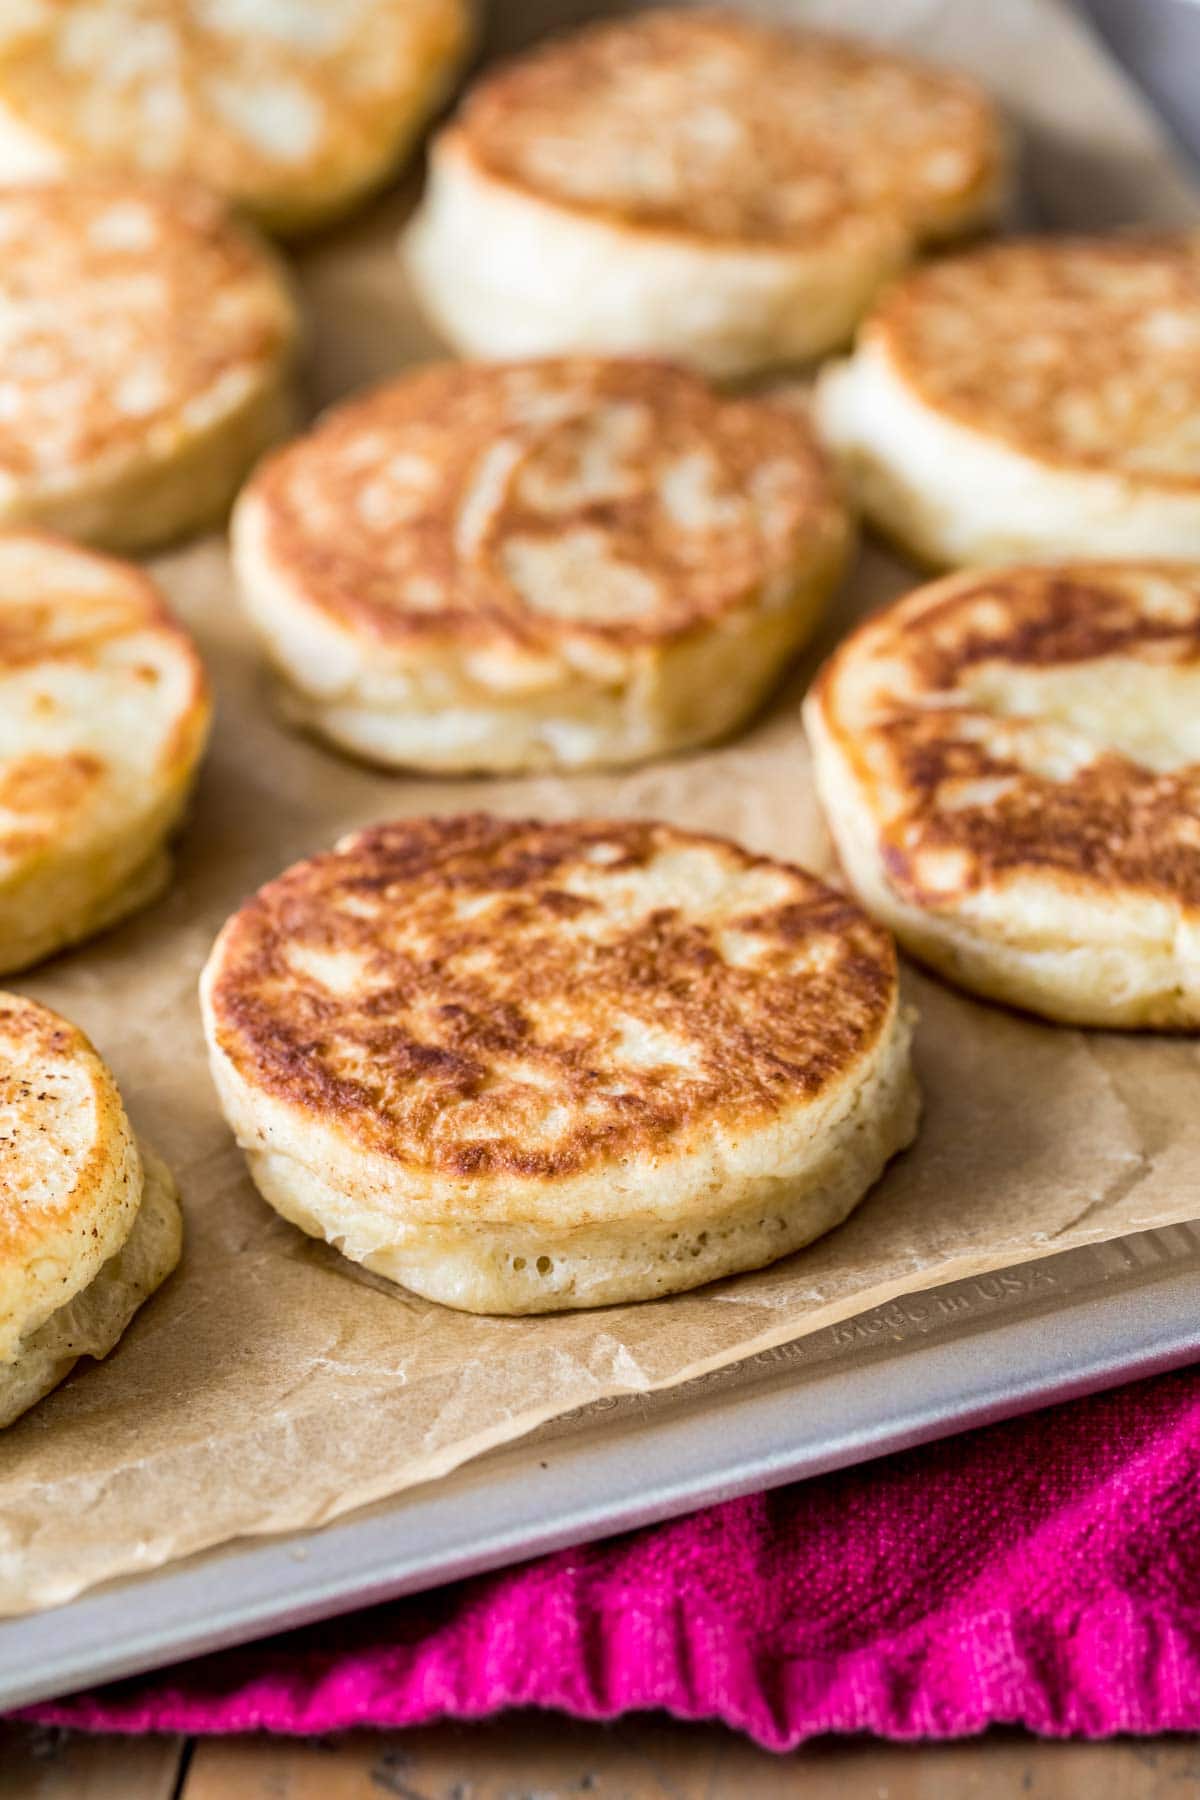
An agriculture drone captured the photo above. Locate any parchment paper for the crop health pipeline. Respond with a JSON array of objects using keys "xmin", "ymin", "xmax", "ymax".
[{"xmin": 3, "ymin": 0, "xmax": 1199, "ymax": 1617}]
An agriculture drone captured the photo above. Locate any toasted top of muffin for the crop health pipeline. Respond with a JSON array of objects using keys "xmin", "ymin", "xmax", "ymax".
[
  {"xmin": 235, "ymin": 358, "xmax": 848, "ymax": 683},
  {"xmin": 203, "ymin": 814, "xmax": 900, "ymax": 1196},
  {"xmin": 0, "ymin": 0, "xmax": 473, "ymax": 232},
  {"xmin": 860, "ymin": 235, "xmax": 1200, "ymax": 486},
  {"xmin": 449, "ymin": 8, "xmax": 1003, "ymax": 249},
  {"xmin": 0, "ymin": 177, "xmax": 295, "ymax": 493},
  {"xmin": 811, "ymin": 561, "xmax": 1200, "ymax": 914},
  {"xmin": 0, "ymin": 532, "xmax": 210, "ymax": 887},
  {"xmin": 0, "ymin": 990, "xmax": 143, "ymax": 1362}
]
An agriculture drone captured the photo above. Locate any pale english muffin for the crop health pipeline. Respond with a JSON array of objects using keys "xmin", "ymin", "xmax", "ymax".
[
  {"xmin": 232, "ymin": 358, "xmax": 851, "ymax": 774},
  {"xmin": 0, "ymin": 992, "xmax": 182, "ymax": 1427},
  {"xmin": 0, "ymin": 0, "xmax": 473, "ymax": 235},
  {"xmin": 200, "ymin": 815, "xmax": 920, "ymax": 1314},
  {"xmin": 816, "ymin": 234, "xmax": 1200, "ymax": 568},
  {"xmin": 405, "ymin": 8, "xmax": 1007, "ymax": 377},
  {"xmin": 0, "ymin": 176, "xmax": 297, "ymax": 552},
  {"xmin": 804, "ymin": 562, "xmax": 1200, "ymax": 1028},
  {"xmin": 0, "ymin": 533, "xmax": 210, "ymax": 975}
]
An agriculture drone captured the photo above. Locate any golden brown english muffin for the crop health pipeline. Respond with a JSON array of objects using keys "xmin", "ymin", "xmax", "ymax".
[
  {"xmin": 0, "ymin": 991, "xmax": 181, "ymax": 1428},
  {"xmin": 232, "ymin": 357, "xmax": 851, "ymax": 774},
  {"xmin": 0, "ymin": 532, "xmax": 210, "ymax": 975},
  {"xmin": 200, "ymin": 815, "xmax": 919, "ymax": 1313},
  {"xmin": 0, "ymin": 175, "xmax": 297, "ymax": 552},
  {"xmin": 816, "ymin": 233, "xmax": 1200, "ymax": 567},
  {"xmin": 804, "ymin": 561, "xmax": 1200, "ymax": 1027},
  {"xmin": 0, "ymin": 0, "xmax": 473, "ymax": 235},
  {"xmin": 405, "ymin": 7, "xmax": 1007, "ymax": 376}
]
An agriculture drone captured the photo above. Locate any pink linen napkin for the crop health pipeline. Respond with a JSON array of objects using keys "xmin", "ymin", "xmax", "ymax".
[{"xmin": 21, "ymin": 1365, "xmax": 1200, "ymax": 1746}]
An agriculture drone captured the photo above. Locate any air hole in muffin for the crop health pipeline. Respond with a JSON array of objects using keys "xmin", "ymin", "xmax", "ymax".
[
  {"xmin": 536, "ymin": 1255, "xmax": 553, "ymax": 1275},
  {"xmin": 512, "ymin": 1256, "xmax": 526, "ymax": 1271}
]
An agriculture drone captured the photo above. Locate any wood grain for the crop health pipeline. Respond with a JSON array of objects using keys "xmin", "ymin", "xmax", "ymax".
[
  {"xmin": 179, "ymin": 1721, "xmax": 1200, "ymax": 1800},
  {"xmin": 4, "ymin": 1718, "xmax": 1200, "ymax": 1796},
  {"xmin": 0, "ymin": 1726, "xmax": 184, "ymax": 1800}
]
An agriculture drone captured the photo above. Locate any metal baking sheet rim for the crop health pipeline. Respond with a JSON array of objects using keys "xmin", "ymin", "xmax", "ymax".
[{"xmin": 0, "ymin": 1220, "xmax": 1198, "ymax": 1713}]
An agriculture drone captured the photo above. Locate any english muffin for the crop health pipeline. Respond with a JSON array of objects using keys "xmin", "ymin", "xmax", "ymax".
[
  {"xmin": 804, "ymin": 561, "xmax": 1200, "ymax": 1027},
  {"xmin": 405, "ymin": 8, "xmax": 1007, "ymax": 377},
  {"xmin": 0, "ymin": 991, "xmax": 181, "ymax": 1428},
  {"xmin": 815, "ymin": 234, "xmax": 1200, "ymax": 567},
  {"xmin": 0, "ymin": 0, "xmax": 473, "ymax": 235},
  {"xmin": 232, "ymin": 357, "xmax": 851, "ymax": 774},
  {"xmin": 200, "ymin": 814, "xmax": 919, "ymax": 1314},
  {"xmin": 0, "ymin": 176, "xmax": 297, "ymax": 552},
  {"xmin": 0, "ymin": 533, "xmax": 210, "ymax": 975}
]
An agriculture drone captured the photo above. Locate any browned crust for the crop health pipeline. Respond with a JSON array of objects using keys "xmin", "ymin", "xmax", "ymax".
[
  {"xmin": 452, "ymin": 8, "xmax": 1003, "ymax": 249},
  {"xmin": 0, "ymin": 0, "xmax": 474, "ymax": 232},
  {"xmin": 872, "ymin": 233, "xmax": 1200, "ymax": 489},
  {"xmin": 208, "ymin": 814, "xmax": 898, "ymax": 1181},
  {"xmin": 0, "ymin": 176, "xmax": 294, "ymax": 481},
  {"xmin": 0, "ymin": 991, "xmax": 117, "ymax": 1266},
  {"xmin": 814, "ymin": 562, "xmax": 1200, "ymax": 911},
  {"xmin": 244, "ymin": 357, "xmax": 846, "ymax": 657},
  {"xmin": 0, "ymin": 533, "xmax": 210, "ymax": 866}
]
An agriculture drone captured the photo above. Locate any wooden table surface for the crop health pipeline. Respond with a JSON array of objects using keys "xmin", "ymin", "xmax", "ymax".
[{"xmin": 2, "ymin": 1718, "xmax": 1197, "ymax": 1797}]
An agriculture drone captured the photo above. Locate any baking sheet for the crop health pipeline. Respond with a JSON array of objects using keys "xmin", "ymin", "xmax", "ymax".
[
  {"xmin": 2, "ymin": 1218, "xmax": 1198, "ymax": 1712},
  {"xmin": 3, "ymin": 0, "xmax": 1200, "ymax": 1621}
]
